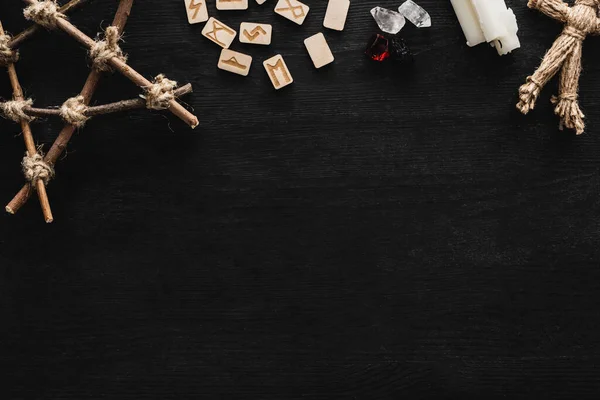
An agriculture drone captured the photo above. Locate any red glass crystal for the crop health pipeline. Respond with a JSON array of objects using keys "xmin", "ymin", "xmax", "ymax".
[{"xmin": 365, "ymin": 34, "xmax": 390, "ymax": 62}]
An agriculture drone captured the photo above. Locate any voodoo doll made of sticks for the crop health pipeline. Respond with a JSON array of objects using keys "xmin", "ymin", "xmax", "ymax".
[{"xmin": 517, "ymin": 0, "xmax": 600, "ymax": 135}]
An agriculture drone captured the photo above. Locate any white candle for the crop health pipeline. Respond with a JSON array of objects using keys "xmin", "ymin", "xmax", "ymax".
[{"xmin": 450, "ymin": 0, "xmax": 520, "ymax": 56}]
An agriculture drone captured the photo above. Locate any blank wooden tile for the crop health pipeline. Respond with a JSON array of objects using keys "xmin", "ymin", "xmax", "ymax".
[
  {"xmin": 201, "ymin": 17, "xmax": 237, "ymax": 49},
  {"xmin": 274, "ymin": 0, "xmax": 310, "ymax": 25},
  {"xmin": 216, "ymin": 0, "xmax": 248, "ymax": 10},
  {"xmin": 256, "ymin": 0, "xmax": 267, "ymax": 4},
  {"xmin": 323, "ymin": 0, "xmax": 350, "ymax": 31},
  {"xmin": 184, "ymin": 0, "xmax": 209, "ymax": 24},
  {"xmin": 263, "ymin": 55, "xmax": 294, "ymax": 90},
  {"xmin": 218, "ymin": 49, "xmax": 252, "ymax": 76},
  {"xmin": 239, "ymin": 22, "xmax": 272, "ymax": 45},
  {"xmin": 304, "ymin": 33, "xmax": 334, "ymax": 68}
]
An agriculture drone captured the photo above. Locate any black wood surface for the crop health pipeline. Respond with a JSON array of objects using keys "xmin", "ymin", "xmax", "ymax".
[{"xmin": 1, "ymin": 1, "xmax": 600, "ymax": 398}]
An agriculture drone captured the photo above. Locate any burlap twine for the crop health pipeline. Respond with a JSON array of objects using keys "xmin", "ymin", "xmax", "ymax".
[
  {"xmin": 143, "ymin": 74, "xmax": 178, "ymax": 110},
  {"xmin": 23, "ymin": 0, "xmax": 66, "ymax": 30},
  {"xmin": 517, "ymin": 0, "xmax": 600, "ymax": 135},
  {"xmin": 60, "ymin": 95, "xmax": 89, "ymax": 127},
  {"xmin": 0, "ymin": 33, "xmax": 19, "ymax": 66},
  {"xmin": 22, "ymin": 152, "xmax": 54, "ymax": 185},
  {"xmin": 0, "ymin": 99, "xmax": 35, "ymax": 123},
  {"xmin": 89, "ymin": 26, "xmax": 128, "ymax": 72},
  {"xmin": 0, "ymin": 98, "xmax": 53, "ymax": 184}
]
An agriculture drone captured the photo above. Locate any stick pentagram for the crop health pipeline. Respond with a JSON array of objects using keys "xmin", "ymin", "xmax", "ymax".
[{"xmin": 0, "ymin": 0, "xmax": 198, "ymax": 222}]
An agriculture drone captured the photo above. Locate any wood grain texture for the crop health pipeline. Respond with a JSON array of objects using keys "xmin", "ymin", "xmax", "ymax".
[{"xmin": 1, "ymin": 1, "xmax": 600, "ymax": 398}]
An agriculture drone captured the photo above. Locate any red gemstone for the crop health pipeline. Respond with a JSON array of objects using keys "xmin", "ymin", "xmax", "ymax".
[{"xmin": 365, "ymin": 34, "xmax": 390, "ymax": 62}]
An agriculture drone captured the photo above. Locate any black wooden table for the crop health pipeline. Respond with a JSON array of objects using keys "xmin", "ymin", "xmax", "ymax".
[{"xmin": 1, "ymin": 1, "xmax": 599, "ymax": 398}]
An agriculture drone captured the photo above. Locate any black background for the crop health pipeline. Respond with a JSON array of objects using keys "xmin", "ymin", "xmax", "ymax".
[{"xmin": 1, "ymin": 0, "xmax": 600, "ymax": 398}]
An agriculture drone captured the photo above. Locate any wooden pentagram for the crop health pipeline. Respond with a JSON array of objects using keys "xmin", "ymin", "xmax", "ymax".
[{"xmin": 0, "ymin": 0, "xmax": 197, "ymax": 223}]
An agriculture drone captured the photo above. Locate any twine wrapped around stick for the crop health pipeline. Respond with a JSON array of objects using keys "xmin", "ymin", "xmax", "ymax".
[
  {"xmin": 517, "ymin": 0, "xmax": 600, "ymax": 135},
  {"xmin": 59, "ymin": 95, "xmax": 89, "ymax": 127},
  {"xmin": 143, "ymin": 74, "xmax": 177, "ymax": 110},
  {"xmin": 22, "ymin": 152, "xmax": 54, "ymax": 185},
  {"xmin": 89, "ymin": 26, "xmax": 127, "ymax": 72},
  {"xmin": 23, "ymin": 0, "xmax": 66, "ymax": 30},
  {"xmin": 0, "ymin": 99, "xmax": 35, "ymax": 123},
  {"xmin": 0, "ymin": 33, "xmax": 18, "ymax": 66}
]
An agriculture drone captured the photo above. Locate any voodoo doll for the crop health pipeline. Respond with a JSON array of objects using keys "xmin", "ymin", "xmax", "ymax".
[{"xmin": 517, "ymin": 0, "xmax": 600, "ymax": 135}]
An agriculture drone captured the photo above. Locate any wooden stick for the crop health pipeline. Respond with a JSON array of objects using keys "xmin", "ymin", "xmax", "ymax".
[
  {"xmin": 22, "ymin": 0, "xmax": 199, "ymax": 129},
  {"xmin": 6, "ymin": 0, "xmax": 135, "ymax": 216},
  {"xmin": 9, "ymin": 0, "xmax": 92, "ymax": 49},
  {"xmin": 0, "ymin": 21, "xmax": 54, "ymax": 223},
  {"xmin": 23, "ymin": 83, "xmax": 193, "ymax": 118}
]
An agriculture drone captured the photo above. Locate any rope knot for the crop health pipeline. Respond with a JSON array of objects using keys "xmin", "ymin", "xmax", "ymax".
[
  {"xmin": 22, "ymin": 152, "xmax": 54, "ymax": 185},
  {"xmin": 552, "ymin": 93, "xmax": 579, "ymax": 102},
  {"xmin": 563, "ymin": 25, "xmax": 586, "ymax": 40},
  {"xmin": 89, "ymin": 26, "xmax": 127, "ymax": 72},
  {"xmin": 60, "ymin": 95, "xmax": 89, "ymax": 127},
  {"xmin": 526, "ymin": 76, "xmax": 542, "ymax": 89},
  {"xmin": 0, "ymin": 99, "xmax": 35, "ymax": 123},
  {"xmin": 0, "ymin": 33, "xmax": 19, "ymax": 66},
  {"xmin": 143, "ymin": 74, "xmax": 177, "ymax": 110},
  {"xmin": 23, "ymin": 0, "xmax": 66, "ymax": 30}
]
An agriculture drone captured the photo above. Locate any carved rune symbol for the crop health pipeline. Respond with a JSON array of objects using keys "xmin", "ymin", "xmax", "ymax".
[
  {"xmin": 243, "ymin": 26, "xmax": 267, "ymax": 41},
  {"xmin": 275, "ymin": 0, "xmax": 306, "ymax": 19},
  {"xmin": 265, "ymin": 58, "xmax": 291, "ymax": 87},
  {"xmin": 205, "ymin": 20, "xmax": 235, "ymax": 47},
  {"xmin": 222, "ymin": 57, "xmax": 248, "ymax": 70},
  {"xmin": 188, "ymin": 0, "xmax": 204, "ymax": 19}
]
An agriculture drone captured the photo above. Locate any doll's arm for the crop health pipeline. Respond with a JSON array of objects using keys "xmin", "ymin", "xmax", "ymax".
[{"xmin": 528, "ymin": 0, "xmax": 569, "ymax": 23}]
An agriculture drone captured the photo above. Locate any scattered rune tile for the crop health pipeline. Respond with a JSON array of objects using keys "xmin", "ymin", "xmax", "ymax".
[
  {"xmin": 323, "ymin": 0, "xmax": 350, "ymax": 31},
  {"xmin": 275, "ymin": 0, "xmax": 310, "ymax": 25},
  {"xmin": 304, "ymin": 33, "xmax": 334, "ymax": 69},
  {"xmin": 240, "ymin": 22, "xmax": 272, "ymax": 45},
  {"xmin": 184, "ymin": 0, "xmax": 209, "ymax": 24},
  {"xmin": 202, "ymin": 17, "xmax": 237, "ymax": 48},
  {"xmin": 370, "ymin": 6, "xmax": 405, "ymax": 35},
  {"xmin": 217, "ymin": 0, "xmax": 249, "ymax": 10},
  {"xmin": 263, "ymin": 54, "xmax": 294, "ymax": 89},
  {"xmin": 398, "ymin": 0, "xmax": 431, "ymax": 28},
  {"xmin": 218, "ymin": 49, "xmax": 252, "ymax": 76}
]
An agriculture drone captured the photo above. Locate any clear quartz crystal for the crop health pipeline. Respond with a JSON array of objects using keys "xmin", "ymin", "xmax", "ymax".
[
  {"xmin": 398, "ymin": 0, "xmax": 431, "ymax": 28},
  {"xmin": 370, "ymin": 6, "xmax": 406, "ymax": 35}
]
